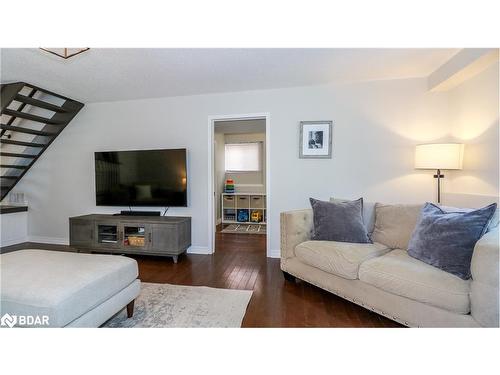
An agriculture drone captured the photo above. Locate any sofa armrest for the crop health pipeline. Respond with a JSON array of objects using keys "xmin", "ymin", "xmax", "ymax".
[
  {"xmin": 470, "ymin": 227, "xmax": 499, "ymax": 327},
  {"xmin": 280, "ymin": 209, "xmax": 313, "ymax": 261}
]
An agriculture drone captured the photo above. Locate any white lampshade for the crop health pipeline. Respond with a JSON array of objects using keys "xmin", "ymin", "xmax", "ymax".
[{"xmin": 415, "ymin": 143, "xmax": 464, "ymax": 170}]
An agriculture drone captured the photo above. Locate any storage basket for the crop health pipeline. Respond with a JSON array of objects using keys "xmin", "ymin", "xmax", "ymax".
[
  {"xmin": 237, "ymin": 195, "xmax": 250, "ymax": 208},
  {"xmin": 223, "ymin": 195, "xmax": 236, "ymax": 208},
  {"xmin": 128, "ymin": 236, "xmax": 145, "ymax": 247},
  {"xmin": 250, "ymin": 195, "xmax": 264, "ymax": 208}
]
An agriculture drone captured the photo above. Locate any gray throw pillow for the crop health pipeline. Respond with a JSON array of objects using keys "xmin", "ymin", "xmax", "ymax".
[
  {"xmin": 309, "ymin": 197, "xmax": 371, "ymax": 243},
  {"xmin": 408, "ymin": 202, "xmax": 497, "ymax": 280}
]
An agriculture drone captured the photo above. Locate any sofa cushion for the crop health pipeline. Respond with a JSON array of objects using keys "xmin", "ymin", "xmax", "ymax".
[
  {"xmin": 295, "ymin": 240, "xmax": 390, "ymax": 280},
  {"xmin": 371, "ymin": 203, "xmax": 423, "ymax": 249},
  {"xmin": 488, "ymin": 208, "xmax": 499, "ymax": 232},
  {"xmin": 407, "ymin": 203, "xmax": 497, "ymax": 280},
  {"xmin": 359, "ymin": 249, "xmax": 471, "ymax": 314},
  {"xmin": 0, "ymin": 250, "xmax": 138, "ymax": 327},
  {"xmin": 310, "ymin": 197, "xmax": 370, "ymax": 243}
]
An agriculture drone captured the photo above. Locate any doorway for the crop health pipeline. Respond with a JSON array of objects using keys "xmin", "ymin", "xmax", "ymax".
[{"xmin": 208, "ymin": 114, "xmax": 270, "ymax": 256}]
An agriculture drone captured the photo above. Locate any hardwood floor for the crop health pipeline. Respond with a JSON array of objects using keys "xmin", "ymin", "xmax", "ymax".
[{"xmin": 1, "ymin": 232, "xmax": 401, "ymax": 327}]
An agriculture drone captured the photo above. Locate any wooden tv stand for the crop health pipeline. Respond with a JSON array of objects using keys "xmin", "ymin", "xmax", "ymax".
[{"xmin": 69, "ymin": 214, "xmax": 191, "ymax": 263}]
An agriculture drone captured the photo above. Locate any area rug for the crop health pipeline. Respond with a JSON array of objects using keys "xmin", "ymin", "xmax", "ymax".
[
  {"xmin": 103, "ymin": 282, "xmax": 253, "ymax": 328},
  {"xmin": 221, "ymin": 224, "xmax": 266, "ymax": 234}
]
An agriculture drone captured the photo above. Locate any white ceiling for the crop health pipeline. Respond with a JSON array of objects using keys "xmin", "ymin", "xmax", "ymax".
[{"xmin": 0, "ymin": 48, "xmax": 459, "ymax": 103}]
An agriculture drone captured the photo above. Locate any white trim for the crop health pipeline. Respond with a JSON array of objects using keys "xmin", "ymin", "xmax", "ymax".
[
  {"xmin": 233, "ymin": 183, "xmax": 265, "ymax": 187},
  {"xmin": 1, "ymin": 236, "xmax": 29, "ymax": 248},
  {"xmin": 28, "ymin": 236, "xmax": 69, "ymax": 245},
  {"xmin": 268, "ymin": 249, "xmax": 280, "ymax": 258},
  {"xmin": 187, "ymin": 246, "xmax": 211, "ymax": 255},
  {"xmin": 208, "ymin": 112, "xmax": 271, "ymax": 257}
]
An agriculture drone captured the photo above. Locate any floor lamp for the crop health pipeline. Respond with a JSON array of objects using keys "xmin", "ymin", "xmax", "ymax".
[{"xmin": 415, "ymin": 143, "xmax": 464, "ymax": 204}]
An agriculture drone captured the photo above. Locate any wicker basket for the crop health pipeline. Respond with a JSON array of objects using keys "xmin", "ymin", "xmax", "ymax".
[{"xmin": 128, "ymin": 236, "xmax": 145, "ymax": 247}]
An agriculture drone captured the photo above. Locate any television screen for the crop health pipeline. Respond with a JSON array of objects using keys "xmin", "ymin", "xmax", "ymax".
[{"xmin": 95, "ymin": 149, "xmax": 187, "ymax": 207}]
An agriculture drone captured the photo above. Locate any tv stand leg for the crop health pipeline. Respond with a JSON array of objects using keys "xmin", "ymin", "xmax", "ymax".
[{"xmin": 172, "ymin": 255, "xmax": 178, "ymax": 264}]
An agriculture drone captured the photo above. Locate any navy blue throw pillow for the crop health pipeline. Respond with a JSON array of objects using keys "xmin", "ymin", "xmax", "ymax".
[
  {"xmin": 407, "ymin": 202, "xmax": 497, "ymax": 280},
  {"xmin": 309, "ymin": 197, "xmax": 371, "ymax": 243}
]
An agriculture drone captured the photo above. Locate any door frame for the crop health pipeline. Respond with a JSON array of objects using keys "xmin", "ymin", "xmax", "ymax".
[{"xmin": 207, "ymin": 112, "xmax": 271, "ymax": 257}]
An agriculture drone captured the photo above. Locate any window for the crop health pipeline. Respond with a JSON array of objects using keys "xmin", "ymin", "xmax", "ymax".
[{"xmin": 225, "ymin": 142, "xmax": 261, "ymax": 172}]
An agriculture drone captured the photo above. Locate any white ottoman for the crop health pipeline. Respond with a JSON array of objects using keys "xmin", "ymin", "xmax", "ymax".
[{"xmin": 0, "ymin": 249, "xmax": 140, "ymax": 327}]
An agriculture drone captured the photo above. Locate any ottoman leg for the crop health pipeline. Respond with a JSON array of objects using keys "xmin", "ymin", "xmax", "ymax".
[{"xmin": 126, "ymin": 300, "xmax": 135, "ymax": 318}]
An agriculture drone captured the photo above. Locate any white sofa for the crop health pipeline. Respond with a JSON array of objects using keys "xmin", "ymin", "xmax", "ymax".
[
  {"xmin": 280, "ymin": 201, "xmax": 499, "ymax": 327},
  {"xmin": 0, "ymin": 250, "xmax": 140, "ymax": 327}
]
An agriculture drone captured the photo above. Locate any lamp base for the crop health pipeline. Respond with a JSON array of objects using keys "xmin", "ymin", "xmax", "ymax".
[{"xmin": 433, "ymin": 169, "xmax": 444, "ymax": 204}]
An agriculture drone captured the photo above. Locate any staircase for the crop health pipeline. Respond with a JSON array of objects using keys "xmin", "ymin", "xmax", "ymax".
[{"xmin": 0, "ymin": 82, "xmax": 84, "ymax": 201}]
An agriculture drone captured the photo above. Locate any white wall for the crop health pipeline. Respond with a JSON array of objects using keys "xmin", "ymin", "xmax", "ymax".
[
  {"xmin": 0, "ymin": 212, "xmax": 28, "ymax": 247},
  {"xmin": 12, "ymin": 77, "xmax": 462, "ymax": 255},
  {"xmin": 446, "ymin": 62, "xmax": 499, "ymax": 197}
]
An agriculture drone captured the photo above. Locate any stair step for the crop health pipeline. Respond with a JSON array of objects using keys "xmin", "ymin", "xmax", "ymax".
[
  {"xmin": 0, "ymin": 124, "xmax": 56, "ymax": 137},
  {"xmin": 0, "ymin": 175, "xmax": 19, "ymax": 179},
  {"xmin": 14, "ymin": 94, "xmax": 69, "ymax": 113},
  {"xmin": 24, "ymin": 83, "xmax": 71, "ymax": 102},
  {"xmin": 0, "ymin": 139, "xmax": 46, "ymax": 148},
  {"xmin": 2, "ymin": 109, "xmax": 65, "ymax": 125},
  {"xmin": 0, "ymin": 164, "xmax": 28, "ymax": 169},
  {"xmin": 0, "ymin": 152, "xmax": 37, "ymax": 158}
]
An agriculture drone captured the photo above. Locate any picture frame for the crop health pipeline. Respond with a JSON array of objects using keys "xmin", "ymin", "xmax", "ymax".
[{"xmin": 299, "ymin": 121, "xmax": 333, "ymax": 159}]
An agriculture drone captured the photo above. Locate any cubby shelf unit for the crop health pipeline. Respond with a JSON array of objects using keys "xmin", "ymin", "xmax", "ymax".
[{"xmin": 221, "ymin": 193, "xmax": 266, "ymax": 226}]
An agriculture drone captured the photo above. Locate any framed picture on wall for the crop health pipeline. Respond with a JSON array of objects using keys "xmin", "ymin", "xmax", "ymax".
[{"xmin": 299, "ymin": 121, "xmax": 333, "ymax": 159}]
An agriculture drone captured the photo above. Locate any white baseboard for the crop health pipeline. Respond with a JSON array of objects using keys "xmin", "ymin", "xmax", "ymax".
[
  {"xmin": 187, "ymin": 246, "xmax": 212, "ymax": 255},
  {"xmin": 28, "ymin": 236, "xmax": 69, "ymax": 245},
  {"xmin": 0, "ymin": 236, "xmax": 29, "ymax": 248},
  {"xmin": 268, "ymin": 249, "xmax": 280, "ymax": 258}
]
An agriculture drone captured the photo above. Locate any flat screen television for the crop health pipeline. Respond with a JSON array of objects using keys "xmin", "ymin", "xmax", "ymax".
[{"xmin": 95, "ymin": 149, "xmax": 187, "ymax": 207}]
